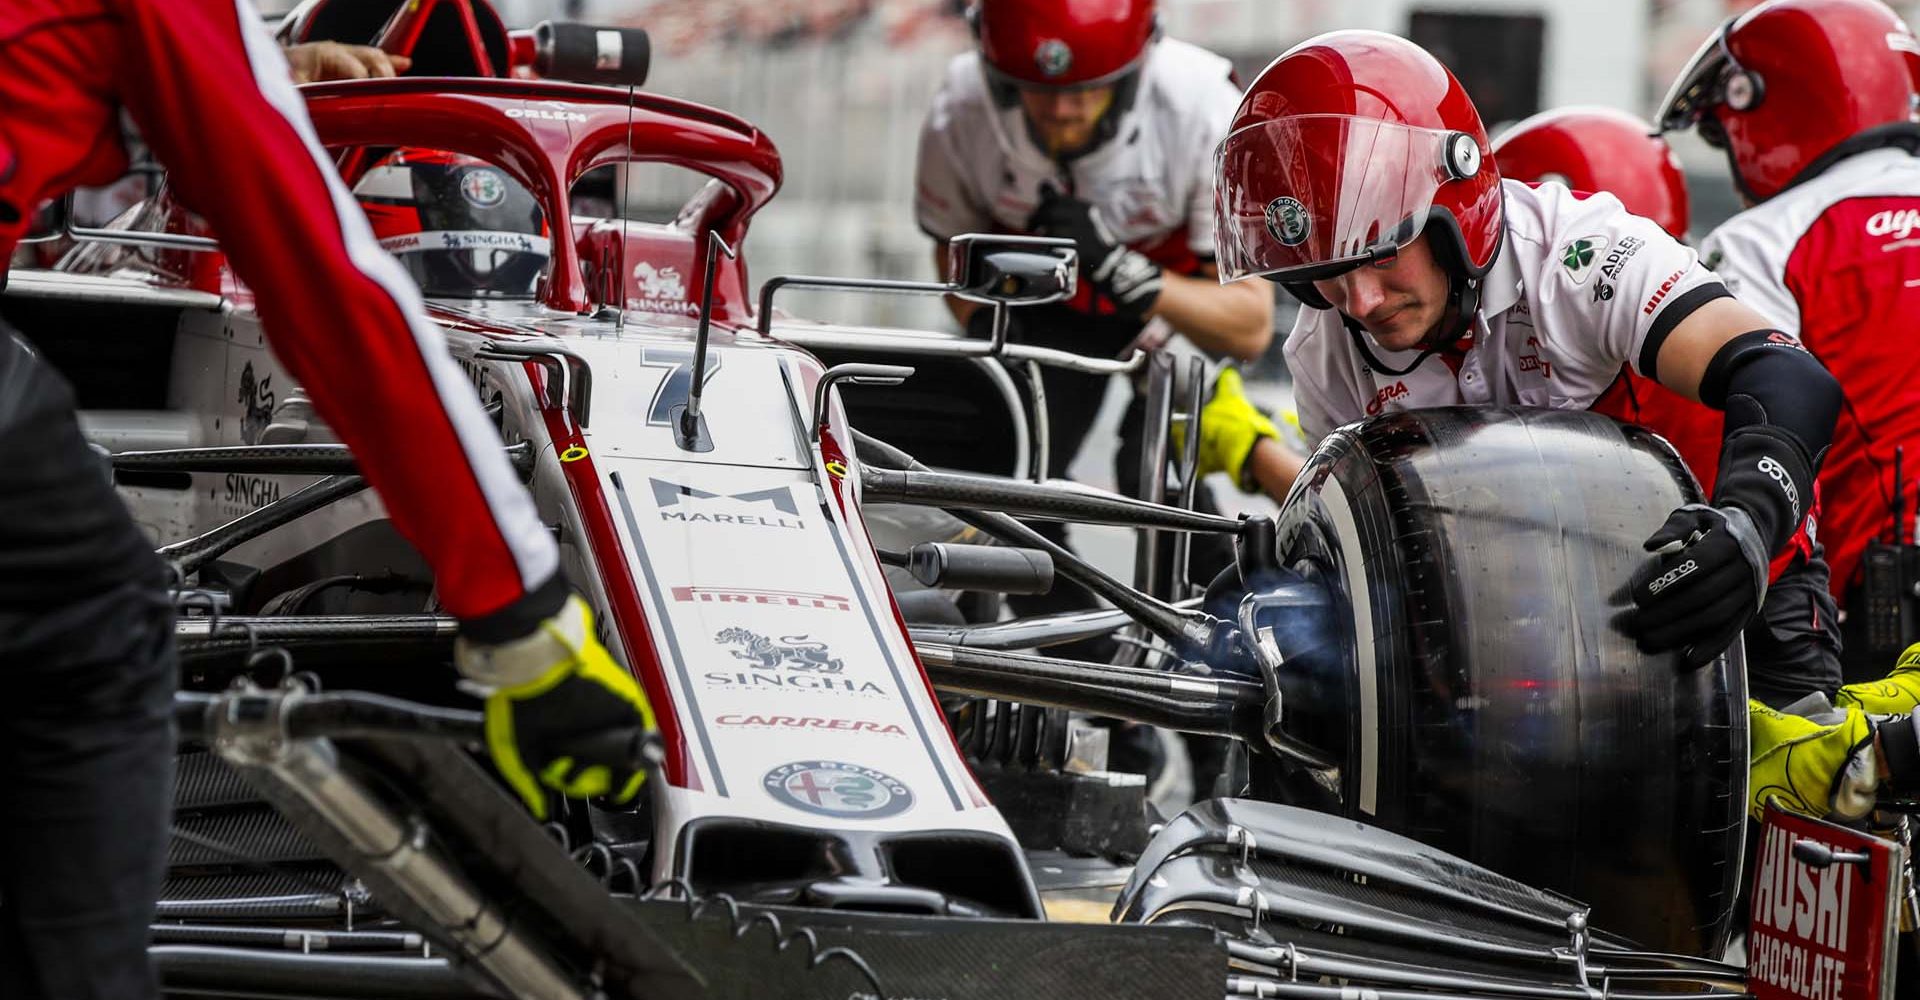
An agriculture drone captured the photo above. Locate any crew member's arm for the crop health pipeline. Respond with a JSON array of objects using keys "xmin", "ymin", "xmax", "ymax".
[
  {"xmin": 913, "ymin": 103, "xmax": 993, "ymax": 330},
  {"xmin": 1160, "ymin": 71, "xmax": 1276, "ymax": 361},
  {"xmin": 1624, "ymin": 285, "xmax": 1841, "ymax": 665},
  {"xmin": 1026, "ymin": 186, "xmax": 1273, "ymax": 361},
  {"xmin": 1244, "ymin": 436, "xmax": 1307, "ymax": 499},
  {"xmin": 283, "ymin": 41, "xmax": 410, "ymax": 84},
  {"xmin": 931, "ymin": 247, "xmax": 984, "ymax": 328},
  {"xmin": 114, "ymin": 0, "xmax": 651, "ymax": 816},
  {"xmin": 1144, "ymin": 263, "xmax": 1274, "ymax": 361}
]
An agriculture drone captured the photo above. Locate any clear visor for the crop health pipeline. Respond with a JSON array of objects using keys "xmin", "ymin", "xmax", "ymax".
[
  {"xmin": 1213, "ymin": 115, "xmax": 1469, "ymax": 283},
  {"xmin": 1654, "ymin": 26, "xmax": 1733, "ymax": 135}
]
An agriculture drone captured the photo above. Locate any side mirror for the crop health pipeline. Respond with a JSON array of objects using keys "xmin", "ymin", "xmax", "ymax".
[{"xmin": 945, "ymin": 233, "xmax": 1076, "ymax": 307}]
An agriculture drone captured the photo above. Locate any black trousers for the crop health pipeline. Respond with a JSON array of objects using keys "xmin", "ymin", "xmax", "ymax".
[
  {"xmin": 0, "ymin": 328, "xmax": 173, "ymax": 999},
  {"xmin": 1746, "ymin": 554, "xmax": 1844, "ymax": 708}
]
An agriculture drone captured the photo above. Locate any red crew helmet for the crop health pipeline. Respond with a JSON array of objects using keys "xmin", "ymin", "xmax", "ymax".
[
  {"xmin": 1214, "ymin": 29, "xmax": 1502, "ymax": 312},
  {"xmin": 1657, "ymin": 0, "xmax": 1920, "ymax": 203},
  {"xmin": 1494, "ymin": 107, "xmax": 1691, "ymax": 240},
  {"xmin": 972, "ymin": 0, "xmax": 1158, "ymax": 91}
]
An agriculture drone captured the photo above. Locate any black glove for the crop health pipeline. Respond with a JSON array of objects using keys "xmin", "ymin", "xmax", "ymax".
[
  {"xmin": 1625, "ymin": 413, "xmax": 1819, "ymax": 668},
  {"xmin": 1027, "ymin": 183, "xmax": 1163, "ymax": 319},
  {"xmin": 1623, "ymin": 503, "xmax": 1771, "ymax": 668}
]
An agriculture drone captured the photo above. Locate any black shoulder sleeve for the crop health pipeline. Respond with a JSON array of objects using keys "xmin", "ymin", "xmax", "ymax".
[{"xmin": 1700, "ymin": 330, "xmax": 1841, "ymax": 556}]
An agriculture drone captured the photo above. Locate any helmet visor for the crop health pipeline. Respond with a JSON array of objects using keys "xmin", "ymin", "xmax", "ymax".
[
  {"xmin": 1654, "ymin": 25, "xmax": 1734, "ymax": 136},
  {"xmin": 1213, "ymin": 115, "xmax": 1467, "ymax": 283}
]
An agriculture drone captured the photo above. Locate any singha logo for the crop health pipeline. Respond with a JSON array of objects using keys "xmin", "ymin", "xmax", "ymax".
[
  {"xmin": 715, "ymin": 627, "xmax": 845, "ymax": 674},
  {"xmin": 236, "ymin": 362, "xmax": 274, "ymax": 446},
  {"xmin": 633, "ymin": 261, "xmax": 688, "ymax": 301}
]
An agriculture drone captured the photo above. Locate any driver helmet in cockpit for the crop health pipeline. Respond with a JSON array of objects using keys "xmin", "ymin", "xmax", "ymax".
[{"xmin": 354, "ymin": 148, "xmax": 549, "ymax": 299}]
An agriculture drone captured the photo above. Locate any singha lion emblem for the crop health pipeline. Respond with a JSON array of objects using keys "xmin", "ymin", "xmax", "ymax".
[
  {"xmin": 714, "ymin": 627, "xmax": 844, "ymax": 673},
  {"xmin": 632, "ymin": 261, "xmax": 687, "ymax": 301},
  {"xmin": 236, "ymin": 361, "xmax": 274, "ymax": 445}
]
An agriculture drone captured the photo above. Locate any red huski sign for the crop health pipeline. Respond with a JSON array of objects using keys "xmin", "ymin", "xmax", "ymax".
[{"xmin": 1748, "ymin": 805, "xmax": 1903, "ymax": 1000}]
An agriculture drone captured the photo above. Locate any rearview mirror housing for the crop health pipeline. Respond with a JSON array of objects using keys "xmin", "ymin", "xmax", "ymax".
[{"xmin": 945, "ymin": 233, "xmax": 1076, "ymax": 307}]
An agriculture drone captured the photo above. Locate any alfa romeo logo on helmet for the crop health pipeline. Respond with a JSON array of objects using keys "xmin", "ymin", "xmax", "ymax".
[
  {"xmin": 461, "ymin": 168, "xmax": 507, "ymax": 208},
  {"xmin": 1265, "ymin": 196, "xmax": 1312, "ymax": 247},
  {"xmin": 1033, "ymin": 38, "xmax": 1073, "ymax": 78},
  {"xmin": 455, "ymin": 167, "xmax": 503, "ymax": 208}
]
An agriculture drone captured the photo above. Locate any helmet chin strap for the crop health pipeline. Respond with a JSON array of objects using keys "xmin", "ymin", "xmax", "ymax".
[{"xmin": 1345, "ymin": 273, "xmax": 1481, "ymax": 378}]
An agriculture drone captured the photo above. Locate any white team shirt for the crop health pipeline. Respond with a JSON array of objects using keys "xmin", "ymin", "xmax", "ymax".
[
  {"xmin": 1285, "ymin": 180, "xmax": 1726, "ymax": 442},
  {"xmin": 913, "ymin": 38, "xmax": 1241, "ymax": 259}
]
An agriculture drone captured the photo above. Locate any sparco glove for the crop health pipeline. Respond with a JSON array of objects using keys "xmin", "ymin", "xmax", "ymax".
[
  {"xmin": 1624, "ymin": 503, "xmax": 1771, "ymax": 668},
  {"xmin": 455, "ymin": 594, "xmax": 657, "ymax": 819},
  {"xmin": 1196, "ymin": 367, "xmax": 1281, "ymax": 491},
  {"xmin": 1626, "ymin": 420, "xmax": 1818, "ymax": 668},
  {"xmin": 1027, "ymin": 183, "xmax": 1162, "ymax": 319}
]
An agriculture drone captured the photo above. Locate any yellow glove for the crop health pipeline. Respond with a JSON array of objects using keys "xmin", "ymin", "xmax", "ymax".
[
  {"xmin": 455, "ymin": 594, "xmax": 657, "ymax": 820},
  {"xmin": 1748, "ymin": 699, "xmax": 1880, "ymax": 822},
  {"xmin": 1197, "ymin": 367, "xmax": 1281, "ymax": 492},
  {"xmin": 1836, "ymin": 641, "xmax": 1920, "ymax": 715}
]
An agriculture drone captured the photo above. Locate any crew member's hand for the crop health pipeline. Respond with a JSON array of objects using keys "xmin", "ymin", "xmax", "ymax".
[
  {"xmin": 1195, "ymin": 367, "xmax": 1281, "ymax": 491},
  {"xmin": 285, "ymin": 42, "xmax": 412, "ymax": 84},
  {"xmin": 1749, "ymin": 700, "xmax": 1886, "ymax": 822},
  {"xmin": 1027, "ymin": 184, "xmax": 1162, "ymax": 319},
  {"xmin": 454, "ymin": 594, "xmax": 656, "ymax": 819},
  {"xmin": 1622, "ymin": 503, "xmax": 1770, "ymax": 667}
]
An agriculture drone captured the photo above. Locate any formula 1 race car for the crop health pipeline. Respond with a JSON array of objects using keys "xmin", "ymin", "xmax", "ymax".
[{"xmin": 0, "ymin": 1, "xmax": 1863, "ymax": 997}]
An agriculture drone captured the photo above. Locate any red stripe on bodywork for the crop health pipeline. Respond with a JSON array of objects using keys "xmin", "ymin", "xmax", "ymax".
[{"xmin": 537, "ymin": 399, "xmax": 697, "ymax": 790}]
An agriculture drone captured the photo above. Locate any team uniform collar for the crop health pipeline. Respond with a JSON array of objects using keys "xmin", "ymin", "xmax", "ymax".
[{"xmin": 1474, "ymin": 230, "xmax": 1526, "ymax": 320}]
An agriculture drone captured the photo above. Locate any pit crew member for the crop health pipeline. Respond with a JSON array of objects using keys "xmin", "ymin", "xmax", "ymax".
[
  {"xmin": 0, "ymin": 3, "xmax": 649, "ymax": 996},
  {"xmin": 914, "ymin": 0, "xmax": 1273, "ymax": 625},
  {"xmin": 1493, "ymin": 106, "xmax": 1842, "ymax": 706},
  {"xmin": 1657, "ymin": 0, "xmax": 1920, "ymax": 675},
  {"xmin": 1214, "ymin": 30, "xmax": 1842, "ymax": 678},
  {"xmin": 1211, "ymin": 30, "xmax": 1920, "ymax": 841},
  {"xmin": 1199, "ymin": 105, "xmax": 1846, "ymax": 706}
]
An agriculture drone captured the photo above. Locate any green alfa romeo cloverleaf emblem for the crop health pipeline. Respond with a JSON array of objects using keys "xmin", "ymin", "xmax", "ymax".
[{"xmin": 1557, "ymin": 234, "xmax": 1609, "ymax": 285}]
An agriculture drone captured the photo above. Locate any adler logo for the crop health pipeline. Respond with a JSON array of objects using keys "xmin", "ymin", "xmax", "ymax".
[
  {"xmin": 1760, "ymin": 455, "xmax": 1801, "ymax": 522},
  {"xmin": 1366, "ymin": 380, "xmax": 1409, "ymax": 416},
  {"xmin": 1867, "ymin": 208, "xmax": 1920, "ymax": 240},
  {"xmin": 1648, "ymin": 559, "xmax": 1698, "ymax": 595}
]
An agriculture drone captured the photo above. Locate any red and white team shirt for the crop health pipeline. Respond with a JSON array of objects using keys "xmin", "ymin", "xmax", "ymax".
[
  {"xmin": 1287, "ymin": 180, "xmax": 1725, "ymax": 442},
  {"xmin": 1699, "ymin": 149, "xmax": 1920, "ymax": 601},
  {"xmin": 913, "ymin": 37, "xmax": 1241, "ymax": 295}
]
